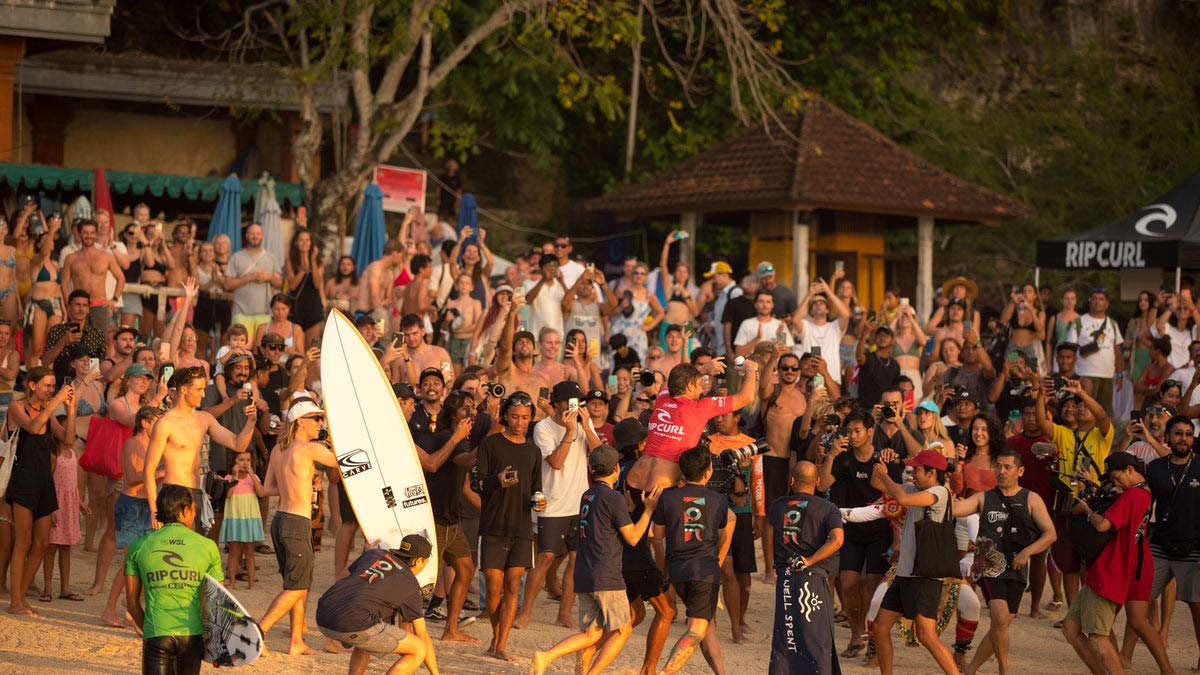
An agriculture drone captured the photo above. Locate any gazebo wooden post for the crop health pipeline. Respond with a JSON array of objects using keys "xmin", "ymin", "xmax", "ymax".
[
  {"xmin": 680, "ymin": 211, "xmax": 698, "ymax": 275},
  {"xmin": 792, "ymin": 210, "xmax": 811, "ymax": 297},
  {"xmin": 917, "ymin": 215, "xmax": 934, "ymax": 324}
]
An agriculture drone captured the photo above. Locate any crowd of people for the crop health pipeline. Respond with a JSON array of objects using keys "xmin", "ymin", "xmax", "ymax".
[{"xmin": 0, "ymin": 196, "xmax": 1198, "ymax": 675}]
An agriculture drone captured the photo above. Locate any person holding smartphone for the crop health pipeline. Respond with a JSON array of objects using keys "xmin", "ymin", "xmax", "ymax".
[{"xmin": 41, "ymin": 290, "xmax": 107, "ymax": 383}]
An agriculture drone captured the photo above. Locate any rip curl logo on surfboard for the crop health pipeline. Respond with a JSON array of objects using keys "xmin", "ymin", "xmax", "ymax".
[{"xmin": 338, "ymin": 449, "xmax": 373, "ymax": 478}]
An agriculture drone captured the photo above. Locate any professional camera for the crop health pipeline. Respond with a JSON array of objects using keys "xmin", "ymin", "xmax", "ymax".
[
  {"xmin": 486, "ymin": 382, "xmax": 506, "ymax": 398},
  {"xmin": 637, "ymin": 369, "xmax": 657, "ymax": 388},
  {"xmin": 704, "ymin": 436, "xmax": 769, "ymax": 497}
]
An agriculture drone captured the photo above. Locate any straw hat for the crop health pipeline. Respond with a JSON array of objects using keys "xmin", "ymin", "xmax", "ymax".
[{"xmin": 941, "ymin": 276, "xmax": 979, "ymax": 302}]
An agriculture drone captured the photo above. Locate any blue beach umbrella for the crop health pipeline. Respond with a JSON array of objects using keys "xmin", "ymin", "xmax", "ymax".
[
  {"xmin": 351, "ymin": 183, "xmax": 386, "ymax": 273},
  {"xmin": 457, "ymin": 193, "xmax": 479, "ymax": 259},
  {"xmin": 208, "ymin": 174, "xmax": 244, "ymax": 253}
]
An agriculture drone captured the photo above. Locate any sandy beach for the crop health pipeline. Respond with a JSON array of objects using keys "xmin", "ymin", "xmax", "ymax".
[{"xmin": 1, "ymin": 524, "xmax": 1195, "ymax": 674}]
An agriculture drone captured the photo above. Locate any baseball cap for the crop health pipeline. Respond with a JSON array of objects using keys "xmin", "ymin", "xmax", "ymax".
[
  {"xmin": 904, "ymin": 449, "xmax": 949, "ymax": 471},
  {"xmin": 392, "ymin": 382, "xmax": 417, "ymax": 400},
  {"xmin": 226, "ymin": 351, "xmax": 253, "ymax": 368},
  {"xmin": 124, "ymin": 363, "xmax": 152, "ymax": 379},
  {"xmin": 513, "ymin": 330, "xmax": 536, "ymax": 346},
  {"xmin": 584, "ymin": 389, "xmax": 609, "ymax": 403},
  {"xmin": 419, "ymin": 367, "xmax": 444, "ymax": 384},
  {"xmin": 261, "ymin": 332, "xmax": 286, "ymax": 349},
  {"xmin": 551, "ymin": 380, "xmax": 584, "ymax": 403},
  {"xmin": 67, "ymin": 343, "xmax": 91, "ymax": 361},
  {"xmin": 393, "ymin": 534, "xmax": 433, "ymax": 560},
  {"xmin": 956, "ymin": 389, "xmax": 979, "ymax": 405},
  {"xmin": 1104, "ymin": 452, "xmax": 1144, "ymax": 476},
  {"xmin": 915, "ymin": 400, "xmax": 941, "ymax": 415},
  {"xmin": 948, "ymin": 297, "xmax": 968, "ymax": 308},
  {"xmin": 588, "ymin": 445, "xmax": 621, "ymax": 476},
  {"xmin": 875, "ymin": 324, "xmax": 894, "ymax": 335},
  {"xmin": 354, "ymin": 313, "xmax": 377, "ymax": 328},
  {"xmin": 494, "ymin": 283, "xmax": 514, "ymax": 295},
  {"xmin": 755, "ymin": 261, "xmax": 776, "ymax": 279},
  {"xmin": 614, "ymin": 418, "xmax": 648, "ymax": 450},
  {"xmin": 286, "ymin": 397, "xmax": 324, "ymax": 423},
  {"xmin": 702, "ymin": 261, "xmax": 733, "ymax": 278}
]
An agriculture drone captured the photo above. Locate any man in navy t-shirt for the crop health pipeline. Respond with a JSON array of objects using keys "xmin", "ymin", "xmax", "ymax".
[
  {"xmin": 652, "ymin": 447, "xmax": 735, "ymax": 674},
  {"xmin": 530, "ymin": 445, "xmax": 663, "ymax": 675}
]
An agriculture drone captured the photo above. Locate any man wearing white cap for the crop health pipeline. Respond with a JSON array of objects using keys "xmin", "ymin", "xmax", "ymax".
[
  {"xmin": 792, "ymin": 273, "xmax": 851, "ymax": 384},
  {"xmin": 755, "ymin": 261, "xmax": 796, "ymax": 318},
  {"xmin": 259, "ymin": 397, "xmax": 341, "ymax": 655}
]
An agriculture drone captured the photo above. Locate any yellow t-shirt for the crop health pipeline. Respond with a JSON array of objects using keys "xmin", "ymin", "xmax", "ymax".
[{"xmin": 1051, "ymin": 423, "xmax": 1113, "ymax": 494}]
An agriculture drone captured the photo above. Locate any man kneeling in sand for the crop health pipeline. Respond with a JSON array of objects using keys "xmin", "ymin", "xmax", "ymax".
[{"xmin": 259, "ymin": 397, "xmax": 340, "ymax": 655}]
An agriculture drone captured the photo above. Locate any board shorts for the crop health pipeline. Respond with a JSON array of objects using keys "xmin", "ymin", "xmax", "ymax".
[
  {"xmin": 480, "ymin": 534, "xmax": 533, "ymax": 570},
  {"xmin": 448, "ymin": 337, "xmax": 472, "ymax": 364},
  {"xmin": 673, "ymin": 580, "xmax": 720, "ymax": 621},
  {"xmin": 115, "ymin": 494, "xmax": 153, "ymax": 549},
  {"xmin": 880, "ymin": 576, "xmax": 943, "ymax": 620},
  {"xmin": 839, "ymin": 527, "xmax": 890, "ymax": 575},
  {"xmin": 88, "ymin": 303, "xmax": 113, "ymax": 334},
  {"xmin": 578, "ymin": 590, "xmax": 632, "ymax": 631},
  {"xmin": 319, "ymin": 623, "xmax": 406, "ymax": 656},
  {"xmin": 1065, "ymin": 584, "xmax": 1120, "ymax": 636},
  {"xmin": 979, "ymin": 577, "xmax": 1026, "ymax": 615},
  {"xmin": 730, "ymin": 511, "xmax": 758, "ymax": 574},
  {"xmin": 271, "ymin": 511, "xmax": 315, "ymax": 590},
  {"xmin": 435, "ymin": 522, "xmax": 471, "ymax": 562},
  {"xmin": 336, "ymin": 483, "xmax": 358, "ymax": 527},
  {"xmin": 1151, "ymin": 546, "xmax": 1200, "ymax": 602},
  {"xmin": 624, "ymin": 567, "xmax": 668, "ymax": 603},
  {"xmin": 762, "ymin": 456, "xmax": 790, "ymax": 506},
  {"xmin": 536, "ymin": 515, "xmax": 579, "ymax": 555}
]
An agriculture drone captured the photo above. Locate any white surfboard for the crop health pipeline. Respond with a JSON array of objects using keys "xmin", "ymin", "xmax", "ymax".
[
  {"xmin": 201, "ymin": 574, "xmax": 263, "ymax": 667},
  {"xmin": 321, "ymin": 310, "xmax": 439, "ymax": 592}
]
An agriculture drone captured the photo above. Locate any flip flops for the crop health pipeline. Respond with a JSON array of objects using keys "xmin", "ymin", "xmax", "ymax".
[
  {"xmin": 59, "ymin": 593, "xmax": 85, "ymax": 602},
  {"xmin": 840, "ymin": 641, "xmax": 866, "ymax": 658},
  {"xmin": 37, "ymin": 593, "xmax": 52, "ymax": 603}
]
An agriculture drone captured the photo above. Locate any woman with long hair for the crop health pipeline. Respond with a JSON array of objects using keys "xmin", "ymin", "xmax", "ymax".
[
  {"xmin": 253, "ymin": 293, "xmax": 305, "ymax": 357},
  {"xmin": 285, "ymin": 229, "xmax": 327, "ymax": 343},
  {"xmin": 912, "ymin": 400, "xmax": 955, "ymax": 459},
  {"xmin": 448, "ymin": 232, "xmax": 494, "ymax": 308},
  {"xmin": 835, "ymin": 276, "xmax": 864, "ymax": 385},
  {"xmin": 999, "ymin": 282, "xmax": 1046, "ymax": 368},
  {"xmin": 192, "ymin": 241, "xmax": 226, "ymax": 360},
  {"xmin": 5, "ymin": 365, "xmax": 77, "ymax": 616},
  {"xmin": 324, "ymin": 255, "xmax": 358, "ymax": 315},
  {"xmin": 923, "ymin": 337, "xmax": 964, "ymax": 398},
  {"xmin": 0, "ymin": 217, "xmax": 20, "ymax": 326},
  {"xmin": 138, "ymin": 221, "xmax": 175, "ymax": 339},
  {"xmin": 1133, "ymin": 336, "xmax": 1173, "ymax": 410},
  {"xmin": 66, "ymin": 348, "xmax": 109, "ymax": 554},
  {"xmin": 659, "ymin": 231, "xmax": 700, "ymax": 346},
  {"xmin": 24, "ymin": 230, "xmax": 63, "ymax": 368},
  {"xmin": 116, "ymin": 224, "xmax": 144, "ymax": 328},
  {"xmin": 1046, "ymin": 288, "xmax": 1080, "ymax": 361},
  {"xmin": 470, "ymin": 286, "xmax": 512, "ymax": 366},
  {"xmin": 1124, "ymin": 290, "xmax": 1157, "ymax": 384},
  {"xmin": 951, "ymin": 414, "xmax": 1001, "ymax": 496},
  {"xmin": 609, "ymin": 262, "xmax": 664, "ymax": 363},
  {"xmin": 889, "ymin": 302, "xmax": 928, "ymax": 400}
]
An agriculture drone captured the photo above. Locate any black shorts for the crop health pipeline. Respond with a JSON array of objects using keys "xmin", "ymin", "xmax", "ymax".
[
  {"xmin": 624, "ymin": 567, "xmax": 668, "ymax": 603},
  {"xmin": 673, "ymin": 580, "xmax": 720, "ymax": 621},
  {"xmin": 838, "ymin": 531, "xmax": 890, "ymax": 575},
  {"xmin": 762, "ymin": 455, "xmax": 790, "ymax": 505},
  {"xmin": 336, "ymin": 483, "xmax": 358, "ymax": 526},
  {"xmin": 271, "ymin": 511, "xmax": 315, "ymax": 590},
  {"xmin": 730, "ymin": 511, "xmax": 758, "ymax": 575},
  {"xmin": 165, "ymin": 483, "xmax": 207, "ymax": 535},
  {"xmin": 480, "ymin": 535, "xmax": 534, "ymax": 570},
  {"xmin": 979, "ymin": 577, "xmax": 1026, "ymax": 615},
  {"xmin": 880, "ymin": 576, "xmax": 943, "ymax": 620},
  {"xmin": 1051, "ymin": 513, "xmax": 1081, "ymax": 574},
  {"xmin": 536, "ymin": 515, "xmax": 579, "ymax": 555}
]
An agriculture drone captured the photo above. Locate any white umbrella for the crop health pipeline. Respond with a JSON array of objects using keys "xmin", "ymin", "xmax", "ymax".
[{"xmin": 256, "ymin": 173, "xmax": 285, "ymax": 262}]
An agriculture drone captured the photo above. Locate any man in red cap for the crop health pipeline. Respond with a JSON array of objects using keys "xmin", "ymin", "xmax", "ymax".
[{"xmin": 869, "ymin": 449, "xmax": 959, "ymax": 674}]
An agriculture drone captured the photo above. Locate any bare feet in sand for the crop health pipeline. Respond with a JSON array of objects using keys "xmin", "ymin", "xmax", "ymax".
[
  {"xmin": 323, "ymin": 638, "xmax": 352, "ymax": 654},
  {"xmin": 762, "ymin": 570, "xmax": 776, "ymax": 584},
  {"xmin": 554, "ymin": 615, "xmax": 576, "ymax": 629},
  {"xmin": 288, "ymin": 643, "xmax": 319, "ymax": 656},
  {"xmin": 100, "ymin": 611, "xmax": 128, "ymax": 627},
  {"xmin": 529, "ymin": 651, "xmax": 549, "ymax": 675},
  {"xmin": 442, "ymin": 629, "xmax": 480, "ymax": 643},
  {"xmin": 488, "ymin": 649, "xmax": 517, "ymax": 663},
  {"xmin": 7, "ymin": 605, "xmax": 36, "ymax": 617},
  {"xmin": 83, "ymin": 585, "xmax": 104, "ymax": 597},
  {"xmin": 732, "ymin": 632, "xmax": 748, "ymax": 644},
  {"xmin": 513, "ymin": 613, "xmax": 530, "ymax": 629}
]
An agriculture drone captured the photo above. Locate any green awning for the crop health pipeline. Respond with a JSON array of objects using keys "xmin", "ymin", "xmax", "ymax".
[
  {"xmin": 0, "ymin": 163, "xmax": 305, "ymax": 207},
  {"xmin": 0, "ymin": 163, "xmax": 92, "ymax": 192}
]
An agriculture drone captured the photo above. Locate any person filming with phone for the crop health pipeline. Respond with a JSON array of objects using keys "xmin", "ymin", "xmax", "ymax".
[{"xmin": 42, "ymin": 290, "xmax": 106, "ymax": 382}]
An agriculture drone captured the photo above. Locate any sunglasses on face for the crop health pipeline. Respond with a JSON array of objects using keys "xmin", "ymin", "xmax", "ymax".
[
  {"xmin": 555, "ymin": 242, "xmax": 570, "ymax": 248},
  {"xmin": 779, "ymin": 365, "xmax": 800, "ymax": 372},
  {"xmin": 265, "ymin": 343, "xmax": 285, "ymax": 350}
]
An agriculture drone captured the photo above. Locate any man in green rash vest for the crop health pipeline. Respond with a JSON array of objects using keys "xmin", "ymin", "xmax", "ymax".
[{"xmin": 126, "ymin": 484, "xmax": 224, "ymax": 675}]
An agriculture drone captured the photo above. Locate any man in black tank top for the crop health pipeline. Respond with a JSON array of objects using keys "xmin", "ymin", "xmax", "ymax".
[{"xmin": 951, "ymin": 447, "xmax": 1056, "ymax": 675}]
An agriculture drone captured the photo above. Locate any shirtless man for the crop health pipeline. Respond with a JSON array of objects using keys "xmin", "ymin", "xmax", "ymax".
[
  {"xmin": 100, "ymin": 405, "xmax": 163, "ymax": 627},
  {"xmin": 494, "ymin": 295, "xmax": 551, "ymax": 417},
  {"xmin": 648, "ymin": 324, "xmax": 690, "ymax": 374},
  {"xmin": 532, "ymin": 328, "xmax": 577, "ymax": 390},
  {"xmin": 61, "ymin": 220, "xmax": 125, "ymax": 334},
  {"xmin": 357, "ymin": 238, "xmax": 403, "ymax": 322},
  {"xmin": 259, "ymin": 398, "xmax": 341, "ymax": 655},
  {"xmin": 144, "ymin": 366, "xmax": 257, "ymax": 532},
  {"xmin": 625, "ymin": 361, "xmax": 760, "ymax": 495},
  {"xmin": 758, "ymin": 351, "xmax": 808, "ymax": 583},
  {"xmin": 399, "ymin": 254, "xmax": 435, "ymax": 326},
  {"xmin": 392, "ymin": 313, "xmax": 453, "ymax": 385}
]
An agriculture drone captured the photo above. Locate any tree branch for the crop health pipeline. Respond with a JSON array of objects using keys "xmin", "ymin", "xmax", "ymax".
[{"xmin": 374, "ymin": 0, "xmax": 440, "ymax": 106}]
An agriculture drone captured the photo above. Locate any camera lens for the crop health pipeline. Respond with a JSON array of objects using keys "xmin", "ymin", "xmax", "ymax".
[{"xmin": 639, "ymin": 370, "xmax": 656, "ymax": 387}]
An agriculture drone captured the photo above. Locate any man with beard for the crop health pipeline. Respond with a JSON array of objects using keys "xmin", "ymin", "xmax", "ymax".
[
  {"xmin": 793, "ymin": 277, "xmax": 850, "ymax": 385},
  {"xmin": 759, "ymin": 352, "xmax": 807, "ymax": 584},
  {"xmin": 1120, "ymin": 401, "xmax": 1170, "ymax": 463},
  {"xmin": 1145, "ymin": 415, "xmax": 1200, "ymax": 671},
  {"xmin": 103, "ymin": 326, "xmax": 141, "ymax": 396},
  {"xmin": 495, "ymin": 294, "xmax": 551, "ymax": 410},
  {"xmin": 945, "ymin": 327, "xmax": 996, "ymax": 412},
  {"xmin": 797, "ymin": 352, "xmax": 841, "ymax": 398},
  {"xmin": 201, "ymin": 352, "xmax": 270, "ymax": 542},
  {"xmin": 62, "ymin": 219, "xmax": 125, "ymax": 334},
  {"xmin": 395, "ymin": 313, "xmax": 453, "ymax": 386},
  {"xmin": 43, "ymin": 290, "xmax": 107, "ymax": 381},
  {"xmin": 1065, "ymin": 288, "xmax": 1122, "ymax": 409},
  {"xmin": 223, "ymin": 223, "xmax": 283, "ymax": 338}
]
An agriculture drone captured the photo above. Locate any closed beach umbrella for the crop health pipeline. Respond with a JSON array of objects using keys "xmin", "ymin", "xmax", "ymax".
[
  {"xmin": 456, "ymin": 192, "xmax": 479, "ymax": 259},
  {"xmin": 208, "ymin": 174, "xmax": 244, "ymax": 253},
  {"xmin": 256, "ymin": 173, "xmax": 284, "ymax": 262},
  {"xmin": 350, "ymin": 183, "xmax": 386, "ymax": 273}
]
